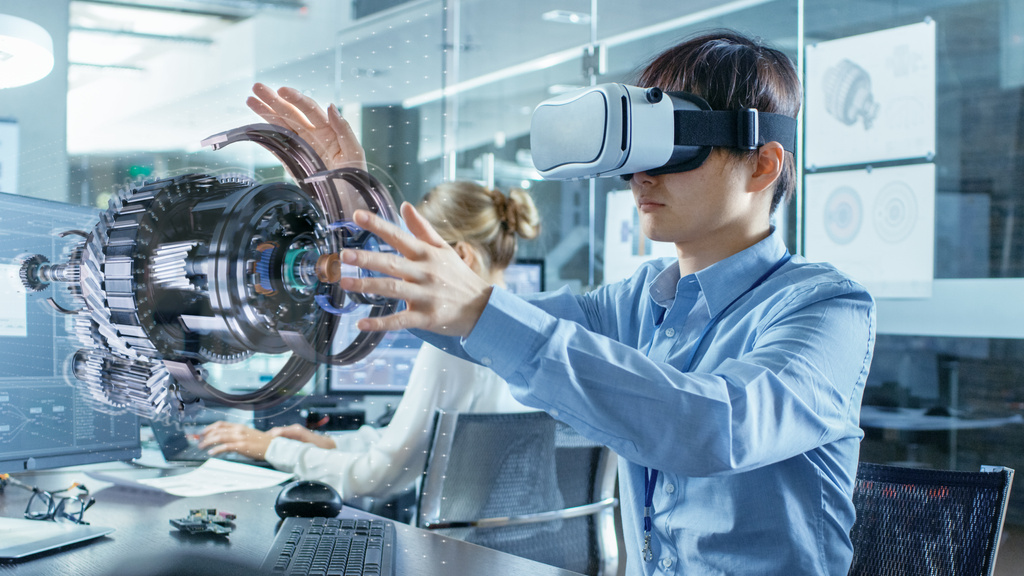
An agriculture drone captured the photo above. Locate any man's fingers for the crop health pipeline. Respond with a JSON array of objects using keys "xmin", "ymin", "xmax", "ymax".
[
  {"xmin": 352, "ymin": 206, "xmax": 453, "ymax": 259},
  {"xmin": 246, "ymin": 96, "xmax": 277, "ymax": 121},
  {"xmin": 325, "ymin": 106, "xmax": 367, "ymax": 169},
  {"xmin": 248, "ymin": 96, "xmax": 311, "ymax": 136},
  {"xmin": 400, "ymin": 202, "xmax": 450, "ymax": 248},
  {"xmin": 256, "ymin": 86, "xmax": 315, "ymax": 132},
  {"xmin": 252, "ymin": 82, "xmax": 277, "ymax": 101},
  {"xmin": 338, "ymin": 269, "xmax": 416, "ymax": 301},
  {"xmin": 327, "ymin": 106, "xmax": 364, "ymax": 154},
  {"xmin": 356, "ymin": 309, "xmax": 424, "ymax": 333},
  {"xmin": 350, "ymin": 209, "xmax": 428, "ymax": 259},
  {"xmin": 278, "ymin": 87, "xmax": 330, "ymax": 127}
]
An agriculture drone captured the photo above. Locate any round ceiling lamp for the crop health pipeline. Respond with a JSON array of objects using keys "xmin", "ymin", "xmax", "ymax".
[{"xmin": 0, "ymin": 14, "xmax": 54, "ymax": 89}]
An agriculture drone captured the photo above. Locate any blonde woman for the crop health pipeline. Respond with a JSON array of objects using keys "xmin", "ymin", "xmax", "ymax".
[{"xmin": 199, "ymin": 179, "xmax": 541, "ymax": 502}]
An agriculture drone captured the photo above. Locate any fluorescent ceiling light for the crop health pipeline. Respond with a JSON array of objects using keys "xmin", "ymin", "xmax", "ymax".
[
  {"xmin": 541, "ymin": 10, "xmax": 591, "ymax": 25},
  {"xmin": 0, "ymin": 14, "xmax": 54, "ymax": 88}
]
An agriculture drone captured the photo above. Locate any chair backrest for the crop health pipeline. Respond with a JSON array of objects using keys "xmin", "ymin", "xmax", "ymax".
[
  {"xmin": 417, "ymin": 410, "xmax": 619, "ymax": 576},
  {"xmin": 848, "ymin": 462, "xmax": 1015, "ymax": 576}
]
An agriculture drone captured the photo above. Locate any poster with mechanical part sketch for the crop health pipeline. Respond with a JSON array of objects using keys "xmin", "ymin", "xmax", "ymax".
[
  {"xmin": 804, "ymin": 20, "xmax": 936, "ymax": 169},
  {"xmin": 603, "ymin": 189, "xmax": 675, "ymax": 284},
  {"xmin": 805, "ymin": 163, "xmax": 934, "ymax": 298}
]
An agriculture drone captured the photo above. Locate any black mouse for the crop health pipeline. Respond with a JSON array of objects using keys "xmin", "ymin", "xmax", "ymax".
[{"xmin": 275, "ymin": 480, "xmax": 344, "ymax": 518}]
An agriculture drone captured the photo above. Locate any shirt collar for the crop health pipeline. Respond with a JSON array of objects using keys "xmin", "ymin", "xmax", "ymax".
[{"xmin": 648, "ymin": 227, "xmax": 789, "ymax": 319}]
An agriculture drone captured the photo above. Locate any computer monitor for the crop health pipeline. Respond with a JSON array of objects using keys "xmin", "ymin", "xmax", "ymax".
[
  {"xmin": 0, "ymin": 192, "xmax": 141, "ymax": 473},
  {"xmin": 325, "ymin": 258, "xmax": 546, "ymax": 397},
  {"xmin": 326, "ymin": 330, "xmax": 422, "ymax": 396},
  {"xmin": 505, "ymin": 258, "xmax": 545, "ymax": 294}
]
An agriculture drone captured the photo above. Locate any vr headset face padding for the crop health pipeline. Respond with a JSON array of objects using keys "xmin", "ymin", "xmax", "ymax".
[
  {"xmin": 643, "ymin": 90, "xmax": 715, "ymax": 177},
  {"xmin": 529, "ymin": 83, "xmax": 797, "ymax": 181}
]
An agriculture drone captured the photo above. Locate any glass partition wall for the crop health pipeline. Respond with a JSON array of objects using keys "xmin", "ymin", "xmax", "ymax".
[{"xmin": 47, "ymin": 0, "xmax": 1024, "ymax": 556}]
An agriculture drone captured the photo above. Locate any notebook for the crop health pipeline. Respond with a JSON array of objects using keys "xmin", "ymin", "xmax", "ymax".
[
  {"xmin": 149, "ymin": 419, "xmax": 271, "ymax": 468},
  {"xmin": 0, "ymin": 516, "xmax": 114, "ymax": 560}
]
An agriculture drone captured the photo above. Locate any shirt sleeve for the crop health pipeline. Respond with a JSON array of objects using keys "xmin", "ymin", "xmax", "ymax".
[
  {"xmin": 263, "ymin": 343, "xmax": 524, "ymax": 500},
  {"xmin": 460, "ymin": 281, "xmax": 875, "ymax": 477}
]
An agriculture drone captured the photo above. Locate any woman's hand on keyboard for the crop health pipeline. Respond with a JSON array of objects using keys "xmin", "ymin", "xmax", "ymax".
[
  {"xmin": 269, "ymin": 424, "xmax": 338, "ymax": 450},
  {"xmin": 198, "ymin": 421, "xmax": 273, "ymax": 459}
]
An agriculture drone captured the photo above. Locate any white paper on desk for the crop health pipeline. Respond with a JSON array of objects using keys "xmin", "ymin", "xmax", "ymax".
[
  {"xmin": 88, "ymin": 460, "xmax": 293, "ymax": 497},
  {"xmin": 135, "ymin": 459, "xmax": 294, "ymax": 497}
]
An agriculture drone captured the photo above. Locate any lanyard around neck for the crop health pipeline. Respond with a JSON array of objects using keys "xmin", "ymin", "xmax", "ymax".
[{"xmin": 641, "ymin": 251, "xmax": 792, "ymax": 562}]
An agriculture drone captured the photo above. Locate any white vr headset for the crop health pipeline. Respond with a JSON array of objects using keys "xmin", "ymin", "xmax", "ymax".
[{"xmin": 530, "ymin": 83, "xmax": 797, "ymax": 180}]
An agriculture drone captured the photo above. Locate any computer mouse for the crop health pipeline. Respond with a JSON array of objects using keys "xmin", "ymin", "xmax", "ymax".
[{"xmin": 274, "ymin": 480, "xmax": 344, "ymax": 518}]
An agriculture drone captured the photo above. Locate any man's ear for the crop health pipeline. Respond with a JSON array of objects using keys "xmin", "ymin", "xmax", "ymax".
[{"xmin": 748, "ymin": 141, "xmax": 785, "ymax": 194}]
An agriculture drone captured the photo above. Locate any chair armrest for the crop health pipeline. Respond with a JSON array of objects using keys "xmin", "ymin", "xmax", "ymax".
[{"xmin": 422, "ymin": 497, "xmax": 619, "ymax": 530}]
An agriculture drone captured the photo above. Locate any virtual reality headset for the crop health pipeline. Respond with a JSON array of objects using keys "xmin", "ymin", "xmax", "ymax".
[{"xmin": 530, "ymin": 83, "xmax": 797, "ymax": 180}]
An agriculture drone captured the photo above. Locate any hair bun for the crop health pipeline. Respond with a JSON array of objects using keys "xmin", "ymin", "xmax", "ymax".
[
  {"xmin": 505, "ymin": 188, "xmax": 541, "ymax": 240},
  {"xmin": 489, "ymin": 189, "xmax": 518, "ymax": 233}
]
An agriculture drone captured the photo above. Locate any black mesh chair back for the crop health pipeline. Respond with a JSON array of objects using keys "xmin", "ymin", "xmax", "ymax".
[
  {"xmin": 417, "ymin": 410, "xmax": 619, "ymax": 576},
  {"xmin": 848, "ymin": 462, "xmax": 1014, "ymax": 576}
]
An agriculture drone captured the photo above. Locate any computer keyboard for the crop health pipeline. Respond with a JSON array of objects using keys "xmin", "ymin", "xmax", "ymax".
[{"xmin": 261, "ymin": 516, "xmax": 396, "ymax": 576}]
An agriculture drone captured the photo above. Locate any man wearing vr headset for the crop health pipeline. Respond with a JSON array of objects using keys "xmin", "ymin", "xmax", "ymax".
[{"xmin": 330, "ymin": 30, "xmax": 875, "ymax": 575}]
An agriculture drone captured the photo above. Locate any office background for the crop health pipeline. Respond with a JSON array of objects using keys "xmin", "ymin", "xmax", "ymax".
[{"xmin": 1, "ymin": 0, "xmax": 1023, "ymax": 571}]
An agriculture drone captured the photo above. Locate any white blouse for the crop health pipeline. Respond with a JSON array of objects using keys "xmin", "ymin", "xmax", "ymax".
[{"xmin": 263, "ymin": 342, "xmax": 529, "ymax": 500}]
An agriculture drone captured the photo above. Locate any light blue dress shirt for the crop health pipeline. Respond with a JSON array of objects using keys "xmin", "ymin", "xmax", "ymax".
[{"xmin": 418, "ymin": 228, "xmax": 876, "ymax": 575}]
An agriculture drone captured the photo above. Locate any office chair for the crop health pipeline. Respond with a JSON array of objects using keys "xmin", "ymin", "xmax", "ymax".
[
  {"xmin": 848, "ymin": 462, "xmax": 1015, "ymax": 576},
  {"xmin": 417, "ymin": 410, "xmax": 619, "ymax": 576}
]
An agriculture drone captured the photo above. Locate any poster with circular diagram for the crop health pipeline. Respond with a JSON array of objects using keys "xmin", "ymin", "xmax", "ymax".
[
  {"xmin": 804, "ymin": 20, "xmax": 935, "ymax": 169},
  {"xmin": 805, "ymin": 163, "xmax": 935, "ymax": 298}
]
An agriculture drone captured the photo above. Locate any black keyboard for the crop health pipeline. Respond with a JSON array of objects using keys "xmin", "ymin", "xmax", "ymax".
[{"xmin": 261, "ymin": 516, "xmax": 396, "ymax": 576}]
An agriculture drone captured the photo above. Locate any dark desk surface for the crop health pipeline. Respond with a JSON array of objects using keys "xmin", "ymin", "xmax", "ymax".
[{"xmin": 0, "ymin": 460, "xmax": 582, "ymax": 576}]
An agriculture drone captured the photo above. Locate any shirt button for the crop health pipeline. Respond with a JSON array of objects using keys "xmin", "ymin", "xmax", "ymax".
[
  {"xmin": 550, "ymin": 409, "xmax": 560, "ymax": 418},
  {"xmin": 664, "ymin": 328, "xmax": 675, "ymax": 337},
  {"xmin": 480, "ymin": 357, "xmax": 492, "ymax": 366},
  {"xmin": 664, "ymin": 483, "xmax": 675, "ymax": 494},
  {"xmin": 662, "ymin": 557, "xmax": 674, "ymax": 569}
]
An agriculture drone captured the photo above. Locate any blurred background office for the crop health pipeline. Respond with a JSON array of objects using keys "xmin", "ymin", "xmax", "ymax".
[{"xmin": 1, "ymin": 0, "xmax": 1024, "ymax": 572}]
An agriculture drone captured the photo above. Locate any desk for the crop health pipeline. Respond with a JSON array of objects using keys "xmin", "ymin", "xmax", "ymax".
[
  {"xmin": 0, "ymin": 461, "xmax": 582, "ymax": 576},
  {"xmin": 860, "ymin": 405, "xmax": 1024, "ymax": 469}
]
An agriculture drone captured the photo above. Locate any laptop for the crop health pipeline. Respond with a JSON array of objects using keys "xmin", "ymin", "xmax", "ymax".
[
  {"xmin": 0, "ymin": 516, "xmax": 114, "ymax": 561},
  {"xmin": 148, "ymin": 419, "xmax": 272, "ymax": 468}
]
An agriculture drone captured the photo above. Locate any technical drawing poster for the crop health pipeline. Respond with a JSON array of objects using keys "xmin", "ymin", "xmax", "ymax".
[
  {"xmin": 805, "ymin": 163, "xmax": 935, "ymax": 298},
  {"xmin": 804, "ymin": 20, "xmax": 936, "ymax": 169},
  {"xmin": 603, "ymin": 190, "xmax": 675, "ymax": 284}
]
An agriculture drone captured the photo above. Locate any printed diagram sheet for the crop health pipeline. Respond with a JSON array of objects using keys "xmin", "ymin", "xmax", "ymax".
[
  {"xmin": 804, "ymin": 20, "xmax": 936, "ymax": 169},
  {"xmin": 805, "ymin": 163, "xmax": 935, "ymax": 298}
]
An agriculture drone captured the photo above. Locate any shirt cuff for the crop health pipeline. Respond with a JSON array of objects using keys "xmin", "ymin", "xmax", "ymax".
[
  {"xmin": 463, "ymin": 287, "xmax": 549, "ymax": 379},
  {"xmin": 263, "ymin": 436, "xmax": 303, "ymax": 472}
]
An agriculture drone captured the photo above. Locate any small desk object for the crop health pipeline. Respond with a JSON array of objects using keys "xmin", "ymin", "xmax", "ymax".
[{"xmin": 0, "ymin": 460, "xmax": 583, "ymax": 576}]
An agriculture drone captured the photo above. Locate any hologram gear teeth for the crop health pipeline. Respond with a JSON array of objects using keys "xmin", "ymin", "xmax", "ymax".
[{"xmin": 18, "ymin": 124, "xmax": 401, "ymax": 419}]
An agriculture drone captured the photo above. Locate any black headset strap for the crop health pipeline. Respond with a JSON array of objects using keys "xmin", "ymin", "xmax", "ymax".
[{"xmin": 672, "ymin": 109, "xmax": 797, "ymax": 154}]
